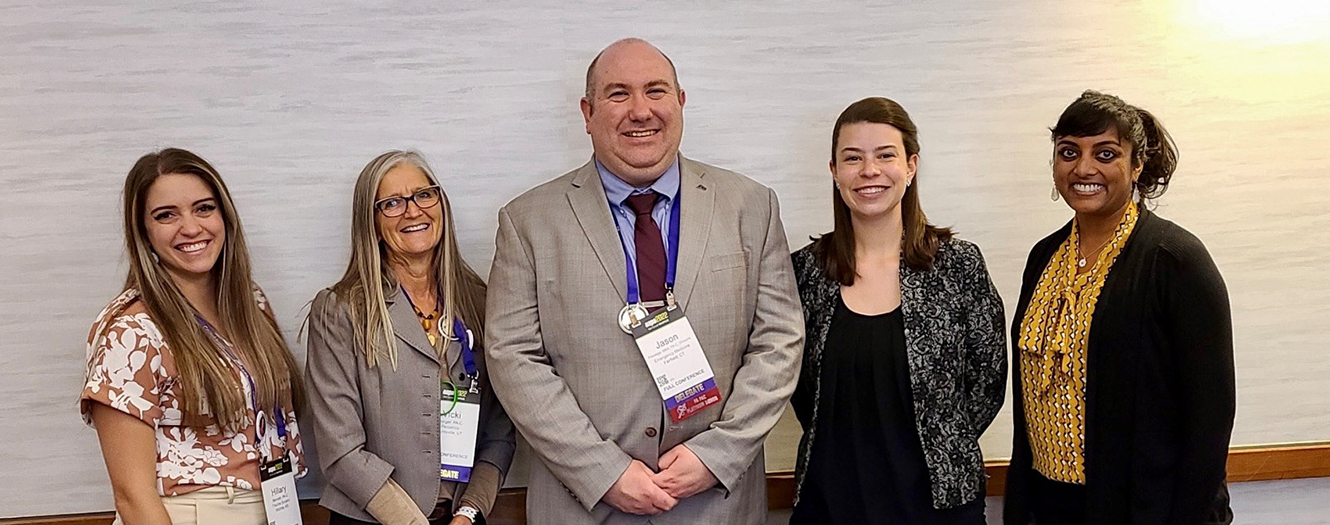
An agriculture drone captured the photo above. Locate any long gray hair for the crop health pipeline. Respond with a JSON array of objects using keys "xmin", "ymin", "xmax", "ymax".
[{"xmin": 320, "ymin": 150, "xmax": 486, "ymax": 369}]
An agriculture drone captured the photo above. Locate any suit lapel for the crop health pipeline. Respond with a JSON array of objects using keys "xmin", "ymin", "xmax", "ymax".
[
  {"xmin": 672, "ymin": 157, "xmax": 714, "ymax": 311},
  {"xmin": 385, "ymin": 287, "xmax": 440, "ymax": 364},
  {"xmin": 567, "ymin": 160, "xmax": 628, "ymax": 301}
]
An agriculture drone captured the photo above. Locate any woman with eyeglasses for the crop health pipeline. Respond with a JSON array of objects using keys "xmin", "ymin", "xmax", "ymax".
[
  {"xmin": 306, "ymin": 151, "xmax": 515, "ymax": 525},
  {"xmin": 82, "ymin": 148, "xmax": 305, "ymax": 524}
]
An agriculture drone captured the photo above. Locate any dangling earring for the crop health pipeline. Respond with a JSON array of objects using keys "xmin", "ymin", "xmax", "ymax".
[{"xmin": 1050, "ymin": 185, "xmax": 1061, "ymax": 202}]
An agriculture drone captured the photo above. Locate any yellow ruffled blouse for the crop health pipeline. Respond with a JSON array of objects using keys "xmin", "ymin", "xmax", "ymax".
[{"xmin": 1017, "ymin": 201, "xmax": 1139, "ymax": 484}]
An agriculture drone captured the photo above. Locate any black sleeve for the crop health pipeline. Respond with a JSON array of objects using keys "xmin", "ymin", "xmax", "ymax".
[
  {"xmin": 789, "ymin": 250, "xmax": 814, "ymax": 430},
  {"xmin": 1159, "ymin": 235, "xmax": 1236, "ymax": 524}
]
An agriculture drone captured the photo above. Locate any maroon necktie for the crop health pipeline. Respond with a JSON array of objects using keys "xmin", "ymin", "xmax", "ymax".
[{"xmin": 625, "ymin": 193, "xmax": 667, "ymax": 302}]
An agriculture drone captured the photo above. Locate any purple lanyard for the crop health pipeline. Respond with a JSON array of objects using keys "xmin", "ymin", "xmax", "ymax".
[
  {"xmin": 453, "ymin": 316, "xmax": 477, "ymax": 377},
  {"xmin": 195, "ymin": 316, "xmax": 287, "ymax": 459},
  {"xmin": 618, "ymin": 193, "xmax": 682, "ymax": 305}
]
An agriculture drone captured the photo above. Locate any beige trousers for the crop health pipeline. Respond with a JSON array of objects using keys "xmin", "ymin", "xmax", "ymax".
[{"xmin": 113, "ymin": 486, "xmax": 267, "ymax": 525}]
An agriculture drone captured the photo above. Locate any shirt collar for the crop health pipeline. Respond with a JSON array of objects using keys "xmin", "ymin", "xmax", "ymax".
[{"xmin": 596, "ymin": 156, "xmax": 681, "ymax": 205}]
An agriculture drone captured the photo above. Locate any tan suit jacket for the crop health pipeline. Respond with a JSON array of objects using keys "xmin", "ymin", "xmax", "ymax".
[
  {"xmin": 306, "ymin": 287, "xmax": 516, "ymax": 521},
  {"xmin": 485, "ymin": 157, "xmax": 804, "ymax": 525}
]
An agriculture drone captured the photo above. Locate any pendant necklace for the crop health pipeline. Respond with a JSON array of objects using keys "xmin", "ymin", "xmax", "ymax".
[{"xmin": 1076, "ymin": 236, "xmax": 1112, "ymax": 268}]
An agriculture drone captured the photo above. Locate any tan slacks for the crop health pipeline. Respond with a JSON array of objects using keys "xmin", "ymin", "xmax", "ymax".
[{"xmin": 113, "ymin": 486, "xmax": 267, "ymax": 525}]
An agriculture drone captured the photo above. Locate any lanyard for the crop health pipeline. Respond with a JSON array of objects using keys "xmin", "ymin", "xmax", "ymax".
[
  {"xmin": 618, "ymin": 193, "xmax": 682, "ymax": 305},
  {"xmin": 452, "ymin": 317, "xmax": 477, "ymax": 377},
  {"xmin": 195, "ymin": 315, "xmax": 287, "ymax": 460},
  {"xmin": 441, "ymin": 317, "xmax": 477, "ymax": 416}
]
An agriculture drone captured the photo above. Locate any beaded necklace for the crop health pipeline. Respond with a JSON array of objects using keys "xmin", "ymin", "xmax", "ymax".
[{"xmin": 403, "ymin": 289, "xmax": 442, "ymax": 346}]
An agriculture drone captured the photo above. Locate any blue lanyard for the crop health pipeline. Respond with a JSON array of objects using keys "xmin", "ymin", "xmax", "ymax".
[
  {"xmin": 452, "ymin": 316, "xmax": 477, "ymax": 377},
  {"xmin": 194, "ymin": 316, "xmax": 287, "ymax": 457},
  {"xmin": 618, "ymin": 193, "xmax": 682, "ymax": 304},
  {"xmin": 441, "ymin": 317, "xmax": 477, "ymax": 416}
]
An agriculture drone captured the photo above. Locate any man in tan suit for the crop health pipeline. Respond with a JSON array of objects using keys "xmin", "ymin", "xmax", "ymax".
[{"xmin": 485, "ymin": 38, "xmax": 804, "ymax": 524}]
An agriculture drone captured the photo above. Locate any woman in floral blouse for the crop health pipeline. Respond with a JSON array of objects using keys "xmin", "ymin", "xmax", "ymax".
[{"xmin": 81, "ymin": 148, "xmax": 306, "ymax": 525}]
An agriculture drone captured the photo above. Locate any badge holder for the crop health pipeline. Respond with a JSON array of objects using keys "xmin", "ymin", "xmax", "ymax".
[
  {"xmin": 440, "ymin": 318, "xmax": 481, "ymax": 484},
  {"xmin": 631, "ymin": 297, "xmax": 723, "ymax": 423},
  {"xmin": 614, "ymin": 197, "xmax": 722, "ymax": 423},
  {"xmin": 259, "ymin": 442, "xmax": 301, "ymax": 525}
]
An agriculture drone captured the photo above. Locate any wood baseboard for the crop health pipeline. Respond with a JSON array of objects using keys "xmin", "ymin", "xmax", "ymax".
[
  {"xmin": 7, "ymin": 442, "xmax": 1326, "ymax": 525},
  {"xmin": 1225, "ymin": 442, "xmax": 1330, "ymax": 482}
]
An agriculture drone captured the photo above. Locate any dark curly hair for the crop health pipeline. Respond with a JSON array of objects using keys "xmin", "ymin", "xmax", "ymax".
[{"xmin": 1051, "ymin": 90, "xmax": 1179, "ymax": 201}]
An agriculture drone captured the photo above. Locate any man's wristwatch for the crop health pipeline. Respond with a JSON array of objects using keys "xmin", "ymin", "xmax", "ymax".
[{"xmin": 454, "ymin": 505, "xmax": 480, "ymax": 522}]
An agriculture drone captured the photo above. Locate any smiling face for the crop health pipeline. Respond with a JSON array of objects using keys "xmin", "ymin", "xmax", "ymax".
[
  {"xmin": 1053, "ymin": 128, "xmax": 1142, "ymax": 221},
  {"xmin": 374, "ymin": 163, "xmax": 443, "ymax": 261},
  {"xmin": 143, "ymin": 173, "xmax": 226, "ymax": 286},
  {"xmin": 580, "ymin": 40, "xmax": 686, "ymax": 186},
  {"xmin": 831, "ymin": 122, "xmax": 917, "ymax": 223}
]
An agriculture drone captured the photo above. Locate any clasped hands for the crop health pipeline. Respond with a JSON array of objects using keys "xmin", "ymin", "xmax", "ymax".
[{"xmin": 602, "ymin": 444, "xmax": 719, "ymax": 515}]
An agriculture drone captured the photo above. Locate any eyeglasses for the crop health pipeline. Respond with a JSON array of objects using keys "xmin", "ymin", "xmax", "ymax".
[{"xmin": 374, "ymin": 186, "xmax": 442, "ymax": 217}]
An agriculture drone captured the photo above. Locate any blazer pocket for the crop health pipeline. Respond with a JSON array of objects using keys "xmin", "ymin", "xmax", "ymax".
[{"xmin": 709, "ymin": 252, "xmax": 747, "ymax": 272}]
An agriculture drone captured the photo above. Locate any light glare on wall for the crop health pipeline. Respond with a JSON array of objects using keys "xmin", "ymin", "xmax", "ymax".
[{"xmin": 1186, "ymin": 0, "xmax": 1330, "ymax": 43}]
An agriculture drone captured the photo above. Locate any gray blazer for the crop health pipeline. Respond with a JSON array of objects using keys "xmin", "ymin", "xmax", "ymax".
[
  {"xmin": 306, "ymin": 286, "xmax": 516, "ymax": 521},
  {"xmin": 485, "ymin": 157, "xmax": 805, "ymax": 525}
]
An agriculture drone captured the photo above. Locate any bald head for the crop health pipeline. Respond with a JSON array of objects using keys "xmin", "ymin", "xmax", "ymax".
[
  {"xmin": 584, "ymin": 38, "xmax": 680, "ymax": 101},
  {"xmin": 578, "ymin": 37, "xmax": 687, "ymax": 185}
]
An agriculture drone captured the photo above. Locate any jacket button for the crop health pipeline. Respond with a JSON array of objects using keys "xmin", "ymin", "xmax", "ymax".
[{"xmin": 645, "ymin": 427, "xmax": 657, "ymax": 437}]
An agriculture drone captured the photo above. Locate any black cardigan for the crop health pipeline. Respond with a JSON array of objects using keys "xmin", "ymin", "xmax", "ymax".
[
  {"xmin": 1003, "ymin": 209, "xmax": 1236, "ymax": 524},
  {"xmin": 791, "ymin": 237, "xmax": 1008, "ymax": 509}
]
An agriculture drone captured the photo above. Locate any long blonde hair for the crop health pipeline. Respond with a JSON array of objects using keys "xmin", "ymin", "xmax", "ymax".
[
  {"xmin": 320, "ymin": 150, "xmax": 486, "ymax": 369},
  {"xmin": 108, "ymin": 148, "xmax": 304, "ymax": 431}
]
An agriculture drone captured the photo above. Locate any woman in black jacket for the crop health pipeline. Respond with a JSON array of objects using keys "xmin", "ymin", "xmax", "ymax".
[
  {"xmin": 1004, "ymin": 90, "xmax": 1235, "ymax": 525},
  {"xmin": 790, "ymin": 97, "xmax": 1007, "ymax": 525}
]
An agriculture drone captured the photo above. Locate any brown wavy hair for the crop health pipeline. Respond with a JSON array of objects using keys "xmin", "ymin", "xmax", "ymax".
[
  {"xmin": 105, "ymin": 148, "xmax": 304, "ymax": 431},
  {"xmin": 812, "ymin": 97, "xmax": 954, "ymax": 285}
]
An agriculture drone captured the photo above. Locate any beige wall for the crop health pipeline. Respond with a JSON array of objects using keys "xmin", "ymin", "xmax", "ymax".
[{"xmin": 3, "ymin": 0, "xmax": 1328, "ymax": 517}]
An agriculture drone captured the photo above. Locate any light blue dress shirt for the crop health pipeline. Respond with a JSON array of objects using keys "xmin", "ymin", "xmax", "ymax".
[{"xmin": 596, "ymin": 157, "xmax": 680, "ymax": 292}]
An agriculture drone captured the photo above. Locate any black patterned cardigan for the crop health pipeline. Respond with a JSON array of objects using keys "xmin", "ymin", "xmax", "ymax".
[{"xmin": 789, "ymin": 237, "xmax": 1008, "ymax": 510}]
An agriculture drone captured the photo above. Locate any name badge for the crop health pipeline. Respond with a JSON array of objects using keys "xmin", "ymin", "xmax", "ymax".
[
  {"xmin": 259, "ymin": 454, "xmax": 301, "ymax": 525},
  {"xmin": 440, "ymin": 379, "xmax": 481, "ymax": 483},
  {"xmin": 632, "ymin": 305, "xmax": 722, "ymax": 423}
]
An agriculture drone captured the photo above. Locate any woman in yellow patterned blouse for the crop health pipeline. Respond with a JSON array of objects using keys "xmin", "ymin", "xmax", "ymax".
[{"xmin": 1003, "ymin": 91, "xmax": 1235, "ymax": 525}]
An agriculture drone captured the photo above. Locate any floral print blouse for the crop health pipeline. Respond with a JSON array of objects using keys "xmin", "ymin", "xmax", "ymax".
[{"xmin": 80, "ymin": 287, "xmax": 305, "ymax": 496}]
